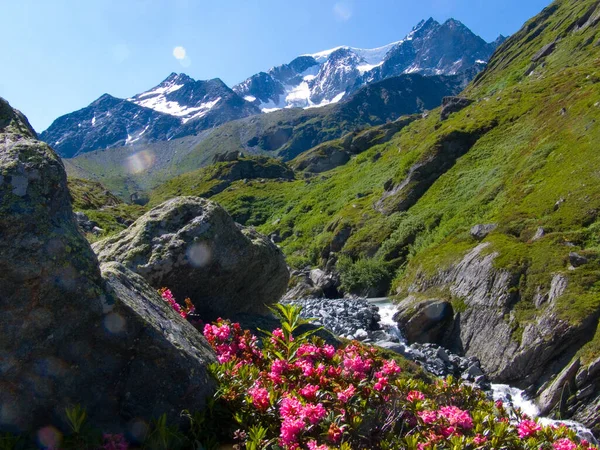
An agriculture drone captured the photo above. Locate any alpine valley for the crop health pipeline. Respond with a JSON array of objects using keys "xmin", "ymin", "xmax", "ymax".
[{"xmin": 3, "ymin": 0, "xmax": 600, "ymax": 446}]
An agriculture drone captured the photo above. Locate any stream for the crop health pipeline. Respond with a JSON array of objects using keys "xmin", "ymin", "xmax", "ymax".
[{"xmin": 369, "ymin": 298, "xmax": 598, "ymax": 444}]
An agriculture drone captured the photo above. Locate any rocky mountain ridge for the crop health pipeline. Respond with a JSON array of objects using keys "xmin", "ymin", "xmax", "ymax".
[
  {"xmin": 63, "ymin": 72, "xmax": 466, "ymax": 199},
  {"xmin": 233, "ymin": 17, "xmax": 504, "ymax": 112},
  {"xmin": 40, "ymin": 74, "xmax": 260, "ymax": 158},
  {"xmin": 40, "ymin": 17, "xmax": 501, "ymax": 159}
]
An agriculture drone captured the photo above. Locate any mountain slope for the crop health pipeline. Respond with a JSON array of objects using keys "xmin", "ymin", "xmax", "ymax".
[
  {"xmin": 38, "ymin": 94, "xmax": 183, "ymax": 158},
  {"xmin": 41, "ymin": 74, "xmax": 260, "ymax": 158},
  {"xmin": 233, "ymin": 18, "xmax": 503, "ymax": 111},
  {"xmin": 167, "ymin": 0, "xmax": 600, "ymax": 431},
  {"xmin": 64, "ymin": 73, "xmax": 465, "ymax": 198}
]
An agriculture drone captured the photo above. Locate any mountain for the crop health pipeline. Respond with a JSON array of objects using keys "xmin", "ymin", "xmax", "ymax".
[
  {"xmin": 233, "ymin": 18, "xmax": 503, "ymax": 112},
  {"xmin": 143, "ymin": 0, "xmax": 600, "ymax": 431},
  {"xmin": 64, "ymin": 72, "xmax": 465, "ymax": 198},
  {"xmin": 40, "ymin": 74, "xmax": 260, "ymax": 158},
  {"xmin": 38, "ymin": 94, "xmax": 182, "ymax": 159}
]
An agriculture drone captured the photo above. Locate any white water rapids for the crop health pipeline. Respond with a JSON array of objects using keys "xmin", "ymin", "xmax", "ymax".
[{"xmin": 369, "ymin": 298, "xmax": 597, "ymax": 444}]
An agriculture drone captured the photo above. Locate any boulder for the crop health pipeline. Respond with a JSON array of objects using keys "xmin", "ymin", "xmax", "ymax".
[
  {"xmin": 440, "ymin": 96, "xmax": 474, "ymax": 121},
  {"xmin": 93, "ymin": 196, "xmax": 290, "ymax": 319},
  {"xmin": 569, "ymin": 252, "xmax": 589, "ymax": 268},
  {"xmin": 0, "ymin": 97, "xmax": 216, "ymax": 433},
  {"xmin": 394, "ymin": 297, "xmax": 454, "ymax": 344},
  {"xmin": 470, "ymin": 223, "xmax": 497, "ymax": 240}
]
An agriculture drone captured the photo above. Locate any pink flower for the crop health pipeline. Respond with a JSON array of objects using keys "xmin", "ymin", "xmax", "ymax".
[
  {"xmin": 297, "ymin": 343, "xmax": 320, "ymax": 359},
  {"xmin": 269, "ymin": 359, "xmax": 289, "ymax": 383},
  {"xmin": 517, "ymin": 419, "xmax": 541, "ymax": 438},
  {"xmin": 336, "ymin": 385, "xmax": 356, "ymax": 403},
  {"xmin": 381, "ymin": 359, "xmax": 402, "ymax": 375},
  {"xmin": 248, "ymin": 386, "xmax": 270, "ymax": 411},
  {"xmin": 553, "ymin": 438, "xmax": 578, "ymax": 450},
  {"xmin": 407, "ymin": 390, "xmax": 425, "ymax": 402},
  {"xmin": 473, "ymin": 434, "xmax": 487, "ymax": 445},
  {"xmin": 280, "ymin": 396, "xmax": 303, "ymax": 420},
  {"xmin": 373, "ymin": 376, "xmax": 388, "ymax": 391},
  {"xmin": 299, "ymin": 384, "xmax": 319, "ymax": 400},
  {"xmin": 440, "ymin": 426, "xmax": 457, "ymax": 438},
  {"xmin": 302, "ymin": 403, "xmax": 327, "ymax": 424},
  {"xmin": 438, "ymin": 406, "xmax": 473, "ymax": 429},
  {"xmin": 320, "ymin": 345, "xmax": 335, "ymax": 359},
  {"xmin": 295, "ymin": 359, "xmax": 316, "ymax": 377},
  {"xmin": 272, "ymin": 328, "xmax": 285, "ymax": 339},
  {"xmin": 418, "ymin": 410, "xmax": 438, "ymax": 424},
  {"xmin": 307, "ymin": 440, "xmax": 329, "ymax": 450},
  {"xmin": 280, "ymin": 418, "xmax": 305, "ymax": 446}
]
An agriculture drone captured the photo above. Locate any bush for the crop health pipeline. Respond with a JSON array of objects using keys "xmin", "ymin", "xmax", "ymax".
[
  {"xmin": 337, "ymin": 255, "xmax": 392, "ymax": 295},
  {"xmin": 204, "ymin": 304, "xmax": 597, "ymax": 450}
]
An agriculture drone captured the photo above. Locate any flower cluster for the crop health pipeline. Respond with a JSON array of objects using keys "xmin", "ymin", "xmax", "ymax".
[
  {"xmin": 203, "ymin": 318, "xmax": 263, "ymax": 365},
  {"xmin": 205, "ymin": 304, "xmax": 598, "ymax": 450},
  {"xmin": 158, "ymin": 288, "xmax": 195, "ymax": 319},
  {"xmin": 100, "ymin": 433, "xmax": 129, "ymax": 450}
]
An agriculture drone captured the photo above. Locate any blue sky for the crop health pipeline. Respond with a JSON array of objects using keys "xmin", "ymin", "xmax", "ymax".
[{"xmin": 1, "ymin": 0, "xmax": 551, "ymax": 132}]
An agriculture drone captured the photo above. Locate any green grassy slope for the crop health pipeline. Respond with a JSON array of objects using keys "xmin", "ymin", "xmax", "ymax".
[
  {"xmin": 68, "ymin": 178, "xmax": 147, "ymax": 239},
  {"xmin": 196, "ymin": 0, "xmax": 600, "ymax": 355}
]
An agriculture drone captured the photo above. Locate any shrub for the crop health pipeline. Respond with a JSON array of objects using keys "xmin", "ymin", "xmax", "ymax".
[
  {"xmin": 204, "ymin": 304, "xmax": 597, "ymax": 450},
  {"xmin": 337, "ymin": 255, "xmax": 392, "ymax": 295}
]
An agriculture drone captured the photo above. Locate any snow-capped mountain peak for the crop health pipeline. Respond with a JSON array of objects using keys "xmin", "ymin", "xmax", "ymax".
[
  {"xmin": 128, "ymin": 73, "xmax": 227, "ymax": 122},
  {"xmin": 233, "ymin": 17, "xmax": 501, "ymax": 114},
  {"xmin": 41, "ymin": 73, "xmax": 260, "ymax": 157}
]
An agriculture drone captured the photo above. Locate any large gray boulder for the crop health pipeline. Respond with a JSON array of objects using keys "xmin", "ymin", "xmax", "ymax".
[
  {"xmin": 93, "ymin": 196, "xmax": 290, "ymax": 319},
  {"xmin": 0, "ymin": 97, "xmax": 215, "ymax": 433},
  {"xmin": 394, "ymin": 297, "xmax": 454, "ymax": 344}
]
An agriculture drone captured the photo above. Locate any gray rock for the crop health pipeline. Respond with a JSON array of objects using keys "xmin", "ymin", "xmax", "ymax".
[
  {"xmin": 310, "ymin": 268, "xmax": 337, "ymax": 291},
  {"xmin": 466, "ymin": 364, "xmax": 485, "ymax": 378},
  {"xmin": 576, "ymin": 368, "xmax": 589, "ymax": 387},
  {"xmin": 537, "ymin": 358, "xmax": 581, "ymax": 415},
  {"xmin": 588, "ymin": 356, "xmax": 600, "ymax": 378},
  {"xmin": 93, "ymin": 197, "xmax": 289, "ymax": 319},
  {"xmin": 394, "ymin": 297, "xmax": 454, "ymax": 344},
  {"xmin": 569, "ymin": 252, "xmax": 589, "ymax": 268},
  {"xmin": 440, "ymin": 96, "xmax": 475, "ymax": 120},
  {"xmin": 470, "ymin": 223, "xmax": 497, "ymax": 240},
  {"xmin": 577, "ymin": 385, "xmax": 595, "ymax": 400},
  {"xmin": 436, "ymin": 347, "xmax": 451, "ymax": 364},
  {"xmin": 532, "ymin": 227, "xmax": 545, "ymax": 241},
  {"xmin": 0, "ymin": 97, "xmax": 216, "ymax": 433},
  {"xmin": 354, "ymin": 329, "xmax": 369, "ymax": 340},
  {"xmin": 531, "ymin": 41, "xmax": 557, "ymax": 62}
]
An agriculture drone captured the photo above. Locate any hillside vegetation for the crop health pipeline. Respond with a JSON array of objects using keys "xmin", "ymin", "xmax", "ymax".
[{"xmin": 149, "ymin": 0, "xmax": 600, "ymax": 361}]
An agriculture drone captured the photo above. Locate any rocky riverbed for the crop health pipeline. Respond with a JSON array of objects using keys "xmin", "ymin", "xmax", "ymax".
[{"xmin": 282, "ymin": 297, "xmax": 491, "ymax": 389}]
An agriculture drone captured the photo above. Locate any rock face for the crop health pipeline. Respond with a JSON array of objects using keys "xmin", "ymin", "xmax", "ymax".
[
  {"xmin": 93, "ymin": 196, "xmax": 290, "ymax": 319},
  {"xmin": 293, "ymin": 116, "xmax": 417, "ymax": 174},
  {"xmin": 470, "ymin": 223, "xmax": 497, "ymax": 240},
  {"xmin": 0, "ymin": 97, "xmax": 216, "ymax": 433},
  {"xmin": 375, "ymin": 126, "xmax": 492, "ymax": 215},
  {"xmin": 398, "ymin": 242, "xmax": 600, "ymax": 430}
]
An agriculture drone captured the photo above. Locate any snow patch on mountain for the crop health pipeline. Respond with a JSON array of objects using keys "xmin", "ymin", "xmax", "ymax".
[{"xmin": 234, "ymin": 17, "xmax": 503, "ymax": 115}]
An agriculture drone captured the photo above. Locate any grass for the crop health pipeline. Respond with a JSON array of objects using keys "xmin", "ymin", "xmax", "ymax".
[{"xmin": 70, "ymin": 0, "xmax": 600, "ymax": 366}]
